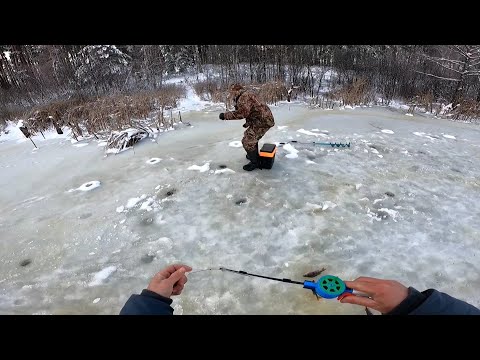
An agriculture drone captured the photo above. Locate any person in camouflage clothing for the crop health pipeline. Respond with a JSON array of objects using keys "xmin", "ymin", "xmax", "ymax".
[{"xmin": 219, "ymin": 84, "xmax": 275, "ymax": 171}]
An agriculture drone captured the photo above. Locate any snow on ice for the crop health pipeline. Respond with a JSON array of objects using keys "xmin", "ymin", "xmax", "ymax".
[
  {"xmin": 228, "ymin": 141, "xmax": 242, "ymax": 148},
  {"xmin": 188, "ymin": 162, "xmax": 210, "ymax": 172},
  {"xmin": 282, "ymin": 143, "xmax": 299, "ymax": 158},
  {"xmin": 88, "ymin": 266, "xmax": 117, "ymax": 286}
]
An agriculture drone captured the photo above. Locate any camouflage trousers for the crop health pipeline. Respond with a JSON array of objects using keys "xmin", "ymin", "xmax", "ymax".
[{"xmin": 242, "ymin": 125, "xmax": 272, "ymax": 152}]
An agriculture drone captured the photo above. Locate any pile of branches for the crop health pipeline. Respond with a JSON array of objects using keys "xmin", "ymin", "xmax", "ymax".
[{"xmin": 105, "ymin": 122, "xmax": 154, "ymax": 154}]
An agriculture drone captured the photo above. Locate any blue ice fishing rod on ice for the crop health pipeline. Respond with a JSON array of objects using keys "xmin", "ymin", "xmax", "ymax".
[{"xmin": 219, "ymin": 267, "xmax": 356, "ymax": 300}]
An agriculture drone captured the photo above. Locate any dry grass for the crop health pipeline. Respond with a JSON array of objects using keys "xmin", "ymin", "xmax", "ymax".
[
  {"xmin": 451, "ymin": 98, "xmax": 480, "ymax": 123},
  {"xmin": 255, "ymin": 81, "xmax": 288, "ymax": 105},
  {"xmin": 225, "ymin": 81, "xmax": 289, "ymax": 107},
  {"xmin": 406, "ymin": 92, "xmax": 435, "ymax": 115},
  {"xmin": 194, "ymin": 80, "xmax": 289, "ymax": 109},
  {"xmin": 331, "ymin": 78, "xmax": 373, "ymax": 106},
  {"xmin": 0, "ymin": 106, "xmax": 30, "ymax": 131},
  {"xmin": 23, "ymin": 84, "xmax": 185, "ymax": 139},
  {"xmin": 193, "ymin": 81, "xmax": 229, "ymax": 102},
  {"xmin": 419, "ymin": 92, "xmax": 434, "ymax": 113},
  {"xmin": 312, "ymin": 96, "xmax": 336, "ymax": 109}
]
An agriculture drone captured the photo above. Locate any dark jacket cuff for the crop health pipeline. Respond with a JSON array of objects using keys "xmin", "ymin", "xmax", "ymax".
[
  {"xmin": 140, "ymin": 289, "xmax": 173, "ymax": 305},
  {"xmin": 119, "ymin": 289, "xmax": 174, "ymax": 315},
  {"xmin": 385, "ymin": 287, "xmax": 428, "ymax": 315}
]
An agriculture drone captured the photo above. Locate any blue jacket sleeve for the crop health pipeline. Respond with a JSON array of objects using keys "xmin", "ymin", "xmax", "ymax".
[
  {"xmin": 386, "ymin": 287, "xmax": 480, "ymax": 315},
  {"xmin": 119, "ymin": 289, "xmax": 174, "ymax": 315}
]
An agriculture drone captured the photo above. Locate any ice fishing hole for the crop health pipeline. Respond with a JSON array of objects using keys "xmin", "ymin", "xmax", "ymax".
[
  {"xmin": 20, "ymin": 259, "xmax": 32, "ymax": 267},
  {"xmin": 165, "ymin": 189, "xmax": 176, "ymax": 197},
  {"xmin": 141, "ymin": 254, "xmax": 155, "ymax": 264}
]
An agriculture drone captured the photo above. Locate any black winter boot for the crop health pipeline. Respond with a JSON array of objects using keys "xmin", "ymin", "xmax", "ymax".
[
  {"xmin": 246, "ymin": 143, "xmax": 259, "ymax": 160},
  {"xmin": 243, "ymin": 150, "xmax": 261, "ymax": 171}
]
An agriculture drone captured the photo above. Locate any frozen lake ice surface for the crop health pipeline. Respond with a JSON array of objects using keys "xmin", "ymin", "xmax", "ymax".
[{"xmin": 1, "ymin": 103, "xmax": 480, "ymax": 314}]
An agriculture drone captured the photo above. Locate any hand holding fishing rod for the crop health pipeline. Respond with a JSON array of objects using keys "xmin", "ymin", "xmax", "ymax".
[
  {"xmin": 146, "ymin": 263, "xmax": 192, "ymax": 298},
  {"xmin": 339, "ymin": 277, "xmax": 409, "ymax": 314},
  {"xmin": 120, "ymin": 264, "xmax": 480, "ymax": 315}
]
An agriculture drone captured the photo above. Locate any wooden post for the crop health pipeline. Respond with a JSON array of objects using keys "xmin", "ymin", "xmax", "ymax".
[
  {"xmin": 29, "ymin": 137, "xmax": 38, "ymax": 148},
  {"xmin": 19, "ymin": 126, "xmax": 37, "ymax": 148}
]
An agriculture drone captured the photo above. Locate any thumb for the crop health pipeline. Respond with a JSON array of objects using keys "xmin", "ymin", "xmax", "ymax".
[{"xmin": 166, "ymin": 268, "xmax": 186, "ymax": 286}]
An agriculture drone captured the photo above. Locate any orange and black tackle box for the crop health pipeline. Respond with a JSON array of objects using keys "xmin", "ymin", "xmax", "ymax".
[{"xmin": 259, "ymin": 143, "xmax": 277, "ymax": 169}]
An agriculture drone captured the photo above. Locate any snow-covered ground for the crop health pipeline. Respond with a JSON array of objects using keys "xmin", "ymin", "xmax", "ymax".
[{"xmin": 1, "ymin": 101, "xmax": 480, "ymax": 315}]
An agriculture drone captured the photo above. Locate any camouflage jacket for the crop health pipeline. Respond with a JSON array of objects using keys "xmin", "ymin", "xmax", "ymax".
[{"xmin": 224, "ymin": 90, "xmax": 275, "ymax": 128}]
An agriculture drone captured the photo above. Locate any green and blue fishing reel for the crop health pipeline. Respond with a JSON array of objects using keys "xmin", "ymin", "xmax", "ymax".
[
  {"xmin": 303, "ymin": 275, "xmax": 353, "ymax": 299},
  {"xmin": 215, "ymin": 268, "xmax": 356, "ymax": 301}
]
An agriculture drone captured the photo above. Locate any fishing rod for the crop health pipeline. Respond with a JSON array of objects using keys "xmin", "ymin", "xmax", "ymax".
[
  {"xmin": 193, "ymin": 267, "xmax": 365, "ymax": 300},
  {"xmin": 278, "ymin": 140, "xmax": 351, "ymax": 148}
]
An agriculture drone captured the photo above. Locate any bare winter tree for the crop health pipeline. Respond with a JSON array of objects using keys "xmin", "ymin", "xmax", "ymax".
[
  {"xmin": 2, "ymin": 44, "xmax": 480, "ymax": 126},
  {"xmin": 417, "ymin": 45, "xmax": 480, "ymax": 106}
]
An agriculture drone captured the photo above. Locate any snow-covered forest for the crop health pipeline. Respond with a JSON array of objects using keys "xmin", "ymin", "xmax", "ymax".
[
  {"xmin": 2, "ymin": 45, "xmax": 480, "ymax": 133},
  {"xmin": 1, "ymin": 45, "xmax": 480, "ymax": 315}
]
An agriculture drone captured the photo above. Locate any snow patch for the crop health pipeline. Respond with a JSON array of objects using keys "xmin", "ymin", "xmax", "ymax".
[
  {"xmin": 228, "ymin": 141, "xmax": 242, "ymax": 148},
  {"xmin": 188, "ymin": 162, "xmax": 210, "ymax": 172},
  {"xmin": 148, "ymin": 237, "xmax": 173, "ymax": 250},
  {"xmin": 378, "ymin": 208, "xmax": 399, "ymax": 222},
  {"xmin": 214, "ymin": 168, "xmax": 235, "ymax": 174},
  {"xmin": 126, "ymin": 194, "xmax": 147, "ymax": 209},
  {"xmin": 306, "ymin": 201, "xmax": 337, "ymax": 211},
  {"xmin": 442, "ymin": 134, "xmax": 456, "ymax": 140},
  {"xmin": 73, "ymin": 143, "xmax": 89, "ymax": 148},
  {"xmin": 283, "ymin": 143, "xmax": 299, "ymax": 159},
  {"xmin": 88, "ymin": 266, "xmax": 117, "ymax": 286},
  {"xmin": 322, "ymin": 201, "xmax": 337, "ymax": 210},
  {"xmin": 277, "ymin": 126, "xmax": 288, "ymax": 130},
  {"xmin": 139, "ymin": 198, "xmax": 155, "ymax": 211},
  {"xmin": 381, "ymin": 129, "xmax": 394, "ymax": 134}
]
